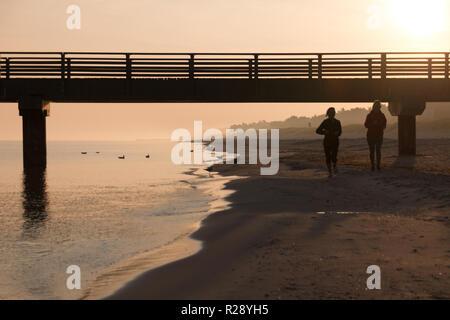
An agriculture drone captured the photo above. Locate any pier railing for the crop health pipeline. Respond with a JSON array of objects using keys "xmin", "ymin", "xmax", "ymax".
[{"xmin": 0, "ymin": 52, "xmax": 449, "ymax": 80}]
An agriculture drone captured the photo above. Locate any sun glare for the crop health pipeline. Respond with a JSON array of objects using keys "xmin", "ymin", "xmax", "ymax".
[{"xmin": 389, "ymin": 0, "xmax": 449, "ymax": 37}]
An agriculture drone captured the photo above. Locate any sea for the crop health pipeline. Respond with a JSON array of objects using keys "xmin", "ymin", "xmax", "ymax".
[{"xmin": 0, "ymin": 140, "xmax": 235, "ymax": 299}]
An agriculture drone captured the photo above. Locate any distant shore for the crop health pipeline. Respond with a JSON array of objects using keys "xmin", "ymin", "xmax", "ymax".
[{"xmin": 106, "ymin": 138, "xmax": 450, "ymax": 299}]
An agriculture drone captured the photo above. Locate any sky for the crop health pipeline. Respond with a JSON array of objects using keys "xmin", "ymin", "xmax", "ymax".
[{"xmin": 1, "ymin": 0, "xmax": 449, "ymax": 140}]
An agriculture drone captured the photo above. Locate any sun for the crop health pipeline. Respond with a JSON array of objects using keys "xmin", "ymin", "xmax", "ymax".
[{"xmin": 389, "ymin": 0, "xmax": 448, "ymax": 37}]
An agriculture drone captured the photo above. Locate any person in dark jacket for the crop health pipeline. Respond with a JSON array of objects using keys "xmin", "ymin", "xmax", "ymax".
[
  {"xmin": 316, "ymin": 107, "xmax": 342, "ymax": 177},
  {"xmin": 364, "ymin": 100, "xmax": 387, "ymax": 171}
]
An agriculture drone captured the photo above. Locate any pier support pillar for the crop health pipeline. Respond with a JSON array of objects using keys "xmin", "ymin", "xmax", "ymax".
[
  {"xmin": 398, "ymin": 115, "xmax": 416, "ymax": 155},
  {"xmin": 19, "ymin": 96, "xmax": 50, "ymax": 169},
  {"xmin": 388, "ymin": 99, "xmax": 425, "ymax": 156}
]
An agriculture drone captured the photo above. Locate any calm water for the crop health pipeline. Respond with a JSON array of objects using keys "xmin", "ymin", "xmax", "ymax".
[{"xmin": 0, "ymin": 140, "xmax": 232, "ymax": 299}]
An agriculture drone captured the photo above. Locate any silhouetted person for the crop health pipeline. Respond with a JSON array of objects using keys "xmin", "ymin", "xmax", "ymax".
[
  {"xmin": 316, "ymin": 107, "xmax": 342, "ymax": 177},
  {"xmin": 364, "ymin": 100, "xmax": 387, "ymax": 171}
]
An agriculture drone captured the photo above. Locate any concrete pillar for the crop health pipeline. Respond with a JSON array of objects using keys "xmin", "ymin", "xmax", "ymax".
[
  {"xmin": 388, "ymin": 99, "xmax": 425, "ymax": 156},
  {"xmin": 19, "ymin": 96, "xmax": 50, "ymax": 168},
  {"xmin": 398, "ymin": 115, "xmax": 416, "ymax": 155}
]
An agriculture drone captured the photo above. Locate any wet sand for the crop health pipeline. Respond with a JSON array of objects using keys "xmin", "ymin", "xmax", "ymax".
[
  {"xmin": 107, "ymin": 138, "xmax": 450, "ymax": 300},
  {"xmin": 80, "ymin": 168, "xmax": 237, "ymax": 300}
]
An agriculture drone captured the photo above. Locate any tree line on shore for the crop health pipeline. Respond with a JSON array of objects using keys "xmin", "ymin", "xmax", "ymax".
[{"xmin": 230, "ymin": 103, "xmax": 450, "ymax": 139}]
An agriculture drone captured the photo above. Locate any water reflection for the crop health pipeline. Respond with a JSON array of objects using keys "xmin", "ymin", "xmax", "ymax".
[{"xmin": 22, "ymin": 167, "xmax": 49, "ymax": 238}]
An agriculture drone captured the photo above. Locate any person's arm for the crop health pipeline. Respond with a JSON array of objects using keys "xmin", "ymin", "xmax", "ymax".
[
  {"xmin": 382, "ymin": 114, "xmax": 387, "ymax": 129},
  {"xmin": 364, "ymin": 114, "xmax": 371, "ymax": 128},
  {"xmin": 316, "ymin": 120, "xmax": 326, "ymax": 135},
  {"xmin": 337, "ymin": 120, "xmax": 342, "ymax": 137}
]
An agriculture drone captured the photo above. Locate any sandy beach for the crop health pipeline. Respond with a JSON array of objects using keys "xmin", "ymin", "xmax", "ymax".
[{"xmin": 107, "ymin": 138, "xmax": 450, "ymax": 300}]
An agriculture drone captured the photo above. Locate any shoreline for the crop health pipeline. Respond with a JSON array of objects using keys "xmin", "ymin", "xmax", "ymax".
[
  {"xmin": 105, "ymin": 138, "xmax": 450, "ymax": 300},
  {"xmin": 80, "ymin": 167, "xmax": 240, "ymax": 300}
]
